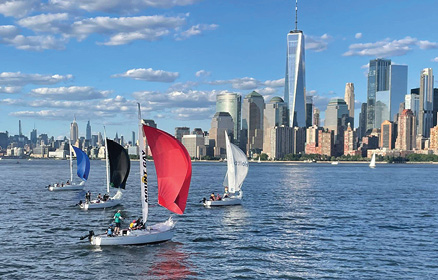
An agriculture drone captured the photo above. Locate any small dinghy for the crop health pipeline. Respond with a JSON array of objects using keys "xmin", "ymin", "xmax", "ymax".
[
  {"xmin": 79, "ymin": 135, "xmax": 129, "ymax": 210},
  {"xmin": 48, "ymin": 144, "xmax": 89, "ymax": 191},
  {"xmin": 203, "ymin": 131, "xmax": 248, "ymax": 207},
  {"xmin": 84, "ymin": 104, "xmax": 192, "ymax": 246}
]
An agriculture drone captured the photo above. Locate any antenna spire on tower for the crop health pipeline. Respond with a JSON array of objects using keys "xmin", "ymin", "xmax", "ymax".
[{"xmin": 295, "ymin": 0, "xmax": 298, "ymax": 30}]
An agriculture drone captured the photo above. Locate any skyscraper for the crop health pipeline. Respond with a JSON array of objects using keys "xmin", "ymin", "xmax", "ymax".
[
  {"xmin": 324, "ymin": 98, "xmax": 351, "ymax": 156},
  {"xmin": 367, "ymin": 59, "xmax": 407, "ymax": 130},
  {"xmin": 358, "ymin": 103, "xmax": 367, "ymax": 140},
  {"xmin": 19, "ymin": 120, "xmax": 22, "ymax": 136},
  {"xmin": 242, "ymin": 91, "xmax": 265, "ymax": 156},
  {"xmin": 175, "ymin": 127, "xmax": 190, "ymax": 142},
  {"xmin": 344, "ymin": 83, "xmax": 355, "ymax": 125},
  {"xmin": 419, "ymin": 68, "xmax": 434, "ymax": 137},
  {"xmin": 209, "ymin": 112, "xmax": 234, "ymax": 158},
  {"xmin": 216, "ymin": 92, "xmax": 242, "ymax": 144},
  {"xmin": 30, "ymin": 128, "xmax": 37, "ymax": 145},
  {"xmin": 86, "ymin": 120, "xmax": 91, "ymax": 141},
  {"xmin": 70, "ymin": 118, "xmax": 78, "ymax": 143},
  {"xmin": 284, "ymin": 0, "xmax": 306, "ymax": 128},
  {"xmin": 380, "ymin": 120, "xmax": 396, "ymax": 149},
  {"xmin": 313, "ymin": 108, "xmax": 320, "ymax": 127}
]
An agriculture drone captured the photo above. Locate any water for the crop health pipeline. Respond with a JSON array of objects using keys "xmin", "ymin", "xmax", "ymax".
[{"xmin": 1, "ymin": 159, "xmax": 437, "ymax": 279}]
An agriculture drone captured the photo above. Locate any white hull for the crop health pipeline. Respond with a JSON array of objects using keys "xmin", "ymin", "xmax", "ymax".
[
  {"xmin": 49, "ymin": 181, "xmax": 85, "ymax": 191},
  {"xmin": 80, "ymin": 198, "xmax": 121, "ymax": 210},
  {"xmin": 369, "ymin": 165, "xmax": 376, "ymax": 169},
  {"xmin": 331, "ymin": 161, "xmax": 339, "ymax": 165},
  {"xmin": 204, "ymin": 195, "xmax": 242, "ymax": 207},
  {"xmin": 90, "ymin": 219, "xmax": 175, "ymax": 246}
]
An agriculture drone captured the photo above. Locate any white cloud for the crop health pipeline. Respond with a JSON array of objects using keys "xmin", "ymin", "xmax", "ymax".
[
  {"xmin": 17, "ymin": 13, "xmax": 69, "ymax": 33},
  {"xmin": 2, "ymin": 34, "xmax": 68, "ymax": 50},
  {"xmin": 112, "ymin": 68, "xmax": 179, "ymax": 83},
  {"xmin": 195, "ymin": 70, "xmax": 211, "ymax": 78},
  {"xmin": 30, "ymin": 86, "xmax": 111, "ymax": 100},
  {"xmin": 0, "ymin": 86, "xmax": 21, "ymax": 93},
  {"xmin": 46, "ymin": 0, "xmax": 203, "ymax": 14},
  {"xmin": 355, "ymin": 33, "xmax": 362, "ymax": 39},
  {"xmin": 432, "ymin": 57, "xmax": 438, "ymax": 63},
  {"xmin": 0, "ymin": 25, "xmax": 19, "ymax": 38},
  {"xmin": 171, "ymin": 107, "xmax": 214, "ymax": 120},
  {"xmin": 176, "ymin": 23, "xmax": 218, "ymax": 40},
  {"xmin": 0, "ymin": 72, "xmax": 73, "ymax": 86},
  {"xmin": 0, "ymin": 0, "xmax": 39, "ymax": 18},
  {"xmin": 210, "ymin": 77, "xmax": 284, "ymax": 90},
  {"xmin": 306, "ymin": 33, "xmax": 331, "ymax": 52},
  {"xmin": 343, "ymin": 36, "xmax": 438, "ymax": 57}
]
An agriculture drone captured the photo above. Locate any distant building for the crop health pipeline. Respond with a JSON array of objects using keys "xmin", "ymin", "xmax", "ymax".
[
  {"xmin": 182, "ymin": 134, "xmax": 206, "ymax": 159},
  {"xmin": 395, "ymin": 109, "xmax": 416, "ymax": 150},
  {"xmin": 358, "ymin": 103, "xmax": 367, "ymax": 140},
  {"xmin": 242, "ymin": 91, "xmax": 264, "ymax": 156},
  {"xmin": 344, "ymin": 83, "xmax": 355, "ymax": 126},
  {"xmin": 86, "ymin": 120, "xmax": 91, "ymax": 141},
  {"xmin": 70, "ymin": 118, "xmax": 78, "ymax": 143},
  {"xmin": 30, "ymin": 128, "xmax": 37, "ymax": 145},
  {"xmin": 192, "ymin": 128, "xmax": 203, "ymax": 135},
  {"xmin": 380, "ymin": 120, "xmax": 396, "ymax": 149},
  {"xmin": 306, "ymin": 96, "xmax": 313, "ymax": 128},
  {"xmin": 419, "ymin": 68, "xmax": 434, "ymax": 137},
  {"xmin": 305, "ymin": 125, "xmax": 319, "ymax": 154},
  {"xmin": 366, "ymin": 59, "xmax": 407, "ymax": 130},
  {"xmin": 313, "ymin": 108, "xmax": 320, "ymax": 127},
  {"xmin": 263, "ymin": 96, "xmax": 288, "ymax": 157},
  {"xmin": 429, "ymin": 125, "xmax": 438, "ymax": 150},
  {"xmin": 344, "ymin": 124, "xmax": 358, "ymax": 156},
  {"xmin": 216, "ymin": 92, "xmax": 242, "ymax": 144},
  {"xmin": 209, "ymin": 112, "xmax": 234, "ymax": 158},
  {"xmin": 175, "ymin": 127, "xmax": 190, "ymax": 142},
  {"xmin": 324, "ymin": 98, "xmax": 351, "ymax": 156},
  {"xmin": 292, "ymin": 127, "xmax": 306, "ymax": 155},
  {"xmin": 318, "ymin": 129, "xmax": 334, "ymax": 156},
  {"xmin": 269, "ymin": 126, "xmax": 294, "ymax": 159}
]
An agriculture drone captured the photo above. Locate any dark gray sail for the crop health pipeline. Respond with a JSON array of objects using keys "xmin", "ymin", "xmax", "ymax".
[{"xmin": 107, "ymin": 139, "xmax": 130, "ymax": 189}]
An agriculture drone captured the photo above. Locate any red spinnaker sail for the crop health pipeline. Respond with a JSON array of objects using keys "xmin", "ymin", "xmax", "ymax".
[{"xmin": 143, "ymin": 125, "xmax": 192, "ymax": 215}]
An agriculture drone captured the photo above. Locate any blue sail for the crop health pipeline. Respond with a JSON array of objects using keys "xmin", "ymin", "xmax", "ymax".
[{"xmin": 72, "ymin": 146, "xmax": 90, "ymax": 181}]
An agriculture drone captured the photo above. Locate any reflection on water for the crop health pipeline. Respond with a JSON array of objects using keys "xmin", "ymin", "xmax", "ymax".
[{"xmin": 147, "ymin": 242, "xmax": 196, "ymax": 280}]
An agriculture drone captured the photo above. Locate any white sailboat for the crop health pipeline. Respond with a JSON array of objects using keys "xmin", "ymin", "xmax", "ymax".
[
  {"xmin": 79, "ymin": 132, "xmax": 127, "ymax": 210},
  {"xmin": 86, "ymin": 104, "xmax": 192, "ymax": 246},
  {"xmin": 48, "ymin": 142, "xmax": 89, "ymax": 191},
  {"xmin": 257, "ymin": 156, "xmax": 261, "ymax": 163},
  {"xmin": 203, "ymin": 131, "xmax": 249, "ymax": 207},
  {"xmin": 369, "ymin": 152, "xmax": 376, "ymax": 169},
  {"xmin": 331, "ymin": 161, "xmax": 339, "ymax": 165}
]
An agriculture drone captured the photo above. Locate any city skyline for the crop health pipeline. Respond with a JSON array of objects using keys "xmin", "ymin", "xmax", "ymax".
[{"xmin": 1, "ymin": 0, "xmax": 438, "ymax": 138}]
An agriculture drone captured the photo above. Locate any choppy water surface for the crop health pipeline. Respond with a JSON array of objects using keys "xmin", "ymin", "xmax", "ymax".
[{"xmin": 1, "ymin": 159, "xmax": 437, "ymax": 279}]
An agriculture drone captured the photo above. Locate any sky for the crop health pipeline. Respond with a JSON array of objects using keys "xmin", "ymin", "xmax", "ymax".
[{"xmin": 0, "ymin": 0, "xmax": 438, "ymax": 140}]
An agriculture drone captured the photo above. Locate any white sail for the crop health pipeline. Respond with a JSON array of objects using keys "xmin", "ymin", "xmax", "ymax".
[
  {"xmin": 370, "ymin": 152, "xmax": 376, "ymax": 168},
  {"xmin": 69, "ymin": 139, "xmax": 73, "ymax": 183},
  {"xmin": 225, "ymin": 131, "xmax": 248, "ymax": 193},
  {"xmin": 138, "ymin": 103, "xmax": 149, "ymax": 224},
  {"xmin": 225, "ymin": 131, "xmax": 236, "ymax": 193},
  {"xmin": 104, "ymin": 127, "xmax": 110, "ymax": 193}
]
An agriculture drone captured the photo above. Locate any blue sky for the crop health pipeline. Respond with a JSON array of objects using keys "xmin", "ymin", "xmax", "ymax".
[{"xmin": 0, "ymin": 0, "xmax": 437, "ymax": 140}]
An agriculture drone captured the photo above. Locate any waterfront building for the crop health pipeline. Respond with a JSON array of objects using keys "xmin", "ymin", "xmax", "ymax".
[
  {"xmin": 318, "ymin": 129, "xmax": 334, "ymax": 157},
  {"xmin": 182, "ymin": 134, "xmax": 206, "ymax": 159},
  {"xmin": 216, "ymin": 92, "xmax": 242, "ymax": 144},
  {"xmin": 263, "ymin": 97, "xmax": 288, "ymax": 156},
  {"xmin": 305, "ymin": 125, "xmax": 319, "ymax": 154},
  {"xmin": 209, "ymin": 112, "xmax": 234, "ymax": 158},
  {"xmin": 433, "ymin": 89, "xmax": 438, "ymax": 127},
  {"xmin": 367, "ymin": 59, "xmax": 407, "ymax": 130},
  {"xmin": 313, "ymin": 108, "xmax": 320, "ymax": 127},
  {"xmin": 292, "ymin": 126, "xmax": 306, "ymax": 154},
  {"xmin": 405, "ymin": 91, "xmax": 420, "ymax": 120},
  {"xmin": 269, "ymin": 126, "xmax": 294, "ymax": 159},
  {"xmin": 242, "ymin": 91, "xmax": 265, "ymax": 156},
  {"xmin": 175, "ymin": 127, "xmax": 190, "ymax": 142},
  {"xmin": 395, "ymin": 109, "xmax": 416, "ymax": 150},
  {"xmin": 429, "ymin": 125, "xmax": 438, "ymax": 150},
  {"xmin": 419, "ymin": 68, "xmax": 434, "ymax": 137},
  {"xmin": 70, "ymin": 118, "xmax": 78, "ymax": 143},
  {"xmin": 380, "ymin": 120, "xmax": 396, "ymax": 149},
  {"xmin": 345, "ymin": 83, "xmax": 355, "ymax": 126},
  {"xmin": 86, "ymin": 120, "xmax": 91, "ymax": 141},
  {"xmin": 284, "ymin": 1, "xmax": 306, "ymax": 128},
  {"xmin": 324, "ymin": 98, "xmax": 351, "ymax": 155}
]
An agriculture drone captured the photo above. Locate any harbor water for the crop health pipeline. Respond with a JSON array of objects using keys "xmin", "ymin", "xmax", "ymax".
[{"xmin": 1, "ymin": 159, "xmax": 437, "ymax": 279}]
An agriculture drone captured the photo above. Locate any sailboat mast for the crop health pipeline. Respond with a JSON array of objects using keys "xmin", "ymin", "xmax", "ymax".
[
  {"xmin": 69, "ymin": 139, "xmax": 73, "ymax": 182},
  {"xmin": 104, "ymin": 127, "xmax": 110, "ymax": 193},
  {"xmin": 138, "ymin": 103, "xmax": 149, "ymax": 224}
]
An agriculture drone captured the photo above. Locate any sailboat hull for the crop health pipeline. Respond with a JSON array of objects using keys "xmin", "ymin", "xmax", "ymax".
[
  {"xmin": 79, "ymin": 198, "xmax": 121, "ymax": 210},
  {"xmin": 204, "ymin": 196, "xmax": 242, "ymax": 207},
  {"xmin": 48, "ymin": 181, "xmax": 85, "ymax": 191},
  {"xmin": 90, "ymin": 220, "xmax": 175, "ymax": 246}
]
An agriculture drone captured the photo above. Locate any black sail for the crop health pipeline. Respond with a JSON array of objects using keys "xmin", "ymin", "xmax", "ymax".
[{"xmin": 107, "ymin": 139, "xmax": 130, "ymax": 189}]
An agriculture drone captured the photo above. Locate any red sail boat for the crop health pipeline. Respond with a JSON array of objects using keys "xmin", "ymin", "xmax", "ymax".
[{"xmin": 88, "ymin": 104, "xmax": 192, "ymax": 246}]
